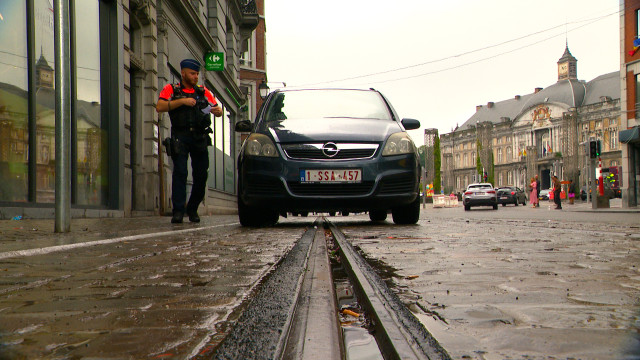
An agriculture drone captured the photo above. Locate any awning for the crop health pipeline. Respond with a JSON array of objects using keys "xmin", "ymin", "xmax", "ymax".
[{"xmin": 619, "ymin": 126, "xmax": 640, "ymax": 144}]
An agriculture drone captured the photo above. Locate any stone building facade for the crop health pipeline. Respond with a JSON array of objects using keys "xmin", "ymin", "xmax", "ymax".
[
  {"xmin": 0, "ymin": 0, "xmax": 260, "ymax": 219},
  {"xmin": 440, "ymin": 47, "xmax": 621, "ymax": 194},
  {"xmin": 620, "ymin": 0, "xmax": 640, "ymax": 208}
]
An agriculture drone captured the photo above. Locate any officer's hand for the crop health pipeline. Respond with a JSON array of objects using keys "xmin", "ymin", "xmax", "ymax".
[
  {"xmin": 182, "ymin": 98, "xmax": 197, "ymax": 107},
  {"xmin": 211, "ymin": 105, "xmax": 223, "ymax": 117}
]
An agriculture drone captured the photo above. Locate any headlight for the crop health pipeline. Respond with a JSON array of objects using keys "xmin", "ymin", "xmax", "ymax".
[
  {"xmin": 244, "ymin": 134, "xmax": 278, "ymax": 157},
  {"xmin": 382, "ymin": 132, "xmax": 416, "ymax": 156}
]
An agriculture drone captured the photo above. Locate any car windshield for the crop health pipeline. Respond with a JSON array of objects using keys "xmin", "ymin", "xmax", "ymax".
[
  {"xmin": 468, "ymin": 184, "xmax": 492, "ymax": 190},
  {"xmin": 264, "ymin": 90, "xmax": 393, "ymax": 121}
]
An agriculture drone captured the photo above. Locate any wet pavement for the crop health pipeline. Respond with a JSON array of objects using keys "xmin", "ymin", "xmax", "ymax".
[
  {"xmin": 0, "ymin": 215, "xmax": 308, "ymax": 359},
  {"xmin": 0, "ymin": 200, "xmax": 638, "ymax": 359},
  {"xmin": 338, "ymin": 199, "xmax": 640, "ymax": 360}
]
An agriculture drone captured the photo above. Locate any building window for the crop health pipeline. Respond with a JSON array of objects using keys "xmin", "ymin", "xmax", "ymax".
[
  {"xmin": 497, "ymin": 148, "xmax": 503, "ymax": 164},
  {"xmin": 240, "ymin": 34, "xmax": 253, "ymax": 66},
  {"xmin": 75, "ymin": 2, "xmax": 105, "ymax": 206},
  {"xmin": 0, "ymin": 2, "xmax": 28, "ymax": 202},
  {"xmin": 637, "ymin": 9, "xmax": 640, "ymax": 39},
  {"xmin": 610, "ymin": 129, "xmax": 618, "ymax": 150},
  {"xmin": 636, "ymin": 74, "xmax": 640, "ymax": 119}
]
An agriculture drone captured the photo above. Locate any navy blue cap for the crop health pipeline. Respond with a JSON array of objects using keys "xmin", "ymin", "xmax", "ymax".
[{"xmin": 180, "ymin": 59, "xmax": 201, "ymax": 71}]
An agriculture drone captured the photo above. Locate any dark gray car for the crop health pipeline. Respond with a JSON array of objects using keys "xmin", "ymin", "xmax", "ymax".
[
  {"xmin": 496, "ymin": 186, "xmax": 527, "ymax": 206},
  {"xmin": 235, "ymin": 88, "xmax": 422, "ymax": 226}
]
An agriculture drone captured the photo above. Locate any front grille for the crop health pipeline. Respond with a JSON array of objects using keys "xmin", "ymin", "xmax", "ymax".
[
  {"xmin": 282, "ymin": 143, "xmax": 378, "ymax": 160},
  {"xmin": 377, "ymin": 175, "xmax": 416, "ymax": 194},
  {"xmin": 287, "ymin": 181, "xmax": 374, "ymax": 196},
  {"xmin": 246, "ymin": 177, "xmax": 284, "ymax": 195}
]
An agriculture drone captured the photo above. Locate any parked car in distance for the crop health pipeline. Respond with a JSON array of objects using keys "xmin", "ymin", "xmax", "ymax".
[
  {"xmin": 581, "ymin": 183, "xmax": 617, "ymax": 201},
  {"xmin": 463, "ymin": 183, "xmax": 498, "ymax": 210},
  {"xmin": 496, "ymin": 186, "xmax": 527, "ymax": 206},
  {"xmin": 235, "ymin": 88, "xmax": 422, "ymax": 227},
  {"xmin": 580, "ymin": 186, "xmax": 588, "ymax": 201},
  {"xmin": 538, "ymin": 189, "xmax": 551, "ymax": 201}
]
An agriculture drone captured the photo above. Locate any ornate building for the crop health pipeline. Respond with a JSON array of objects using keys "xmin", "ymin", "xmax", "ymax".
[
  {"xmin": 440, "ymin": 47, "xmax": 621, "ymax": 193},
  {"xmin": 0, "ymin": 1, "xmax": 260, "ymax": 219}
]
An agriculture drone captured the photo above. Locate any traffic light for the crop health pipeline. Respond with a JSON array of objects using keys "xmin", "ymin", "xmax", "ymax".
[
  {"xmin": 589, "ymin": 140, "xmax": 597, "ymax": 158},
  {"xmin": 595, "ymin": 140, "xmax": 601, "ymax": 157}
]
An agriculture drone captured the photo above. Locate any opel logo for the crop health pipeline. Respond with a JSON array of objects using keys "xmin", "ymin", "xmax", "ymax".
[{"xmin": 322, "ymin": 142, "xmax": 339, "ymax": 157}]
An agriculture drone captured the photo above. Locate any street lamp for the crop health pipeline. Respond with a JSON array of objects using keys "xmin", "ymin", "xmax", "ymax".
[{"xmin": 258, "ymin": 81, "xmax": 270, "ymax": 99}]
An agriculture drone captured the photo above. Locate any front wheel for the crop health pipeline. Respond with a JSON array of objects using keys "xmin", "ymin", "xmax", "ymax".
[
  {"xmin": 238, "ymin": 196, "xmax": 278, "ymax": 227},
  {"xmin": 369, "ymin": 209, "xmax": 387, "ymax": 222},
  {"xmin": 392, "ymin": 197, "xmax": 420, "ymax": 224}
]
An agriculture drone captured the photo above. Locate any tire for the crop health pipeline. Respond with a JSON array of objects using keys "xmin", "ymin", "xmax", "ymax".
[
  {"xmin": 392, "ymin": 197, "xmax": 420, "ymax": 224},
  {"xmin": 493, "ymin": 204, "xmax": 498, "ymax": 210},
  {"xmin": 369, "ymin": 209, "xmax": 387, "ymax": 222},
  {"xmin": 464, "ymin": 204, "xmax": 470, "ymax": 211},
  {"xmin": 502, "ymin": 203, "xmax": 506, "ymax": 207},
  {"xmin": 238, "ymin": 196, "xmax": 278, "ymax": 227}
]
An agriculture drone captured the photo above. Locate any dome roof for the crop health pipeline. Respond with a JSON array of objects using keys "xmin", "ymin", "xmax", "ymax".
[{"xmin": 520, "ymin": 79, "xmax": 586, "ymax": 110}]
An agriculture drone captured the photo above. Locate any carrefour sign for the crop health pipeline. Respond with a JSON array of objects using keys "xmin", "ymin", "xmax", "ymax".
[{"xmin": 205, "ymin": 52, "xmax": 224, "ymax": 71}]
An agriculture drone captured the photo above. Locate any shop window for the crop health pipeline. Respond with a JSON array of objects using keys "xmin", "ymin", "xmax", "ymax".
[
  {"xmin": 75, "ymin": 2, "xmax": 105, "ymax": 205},
  {"xmin": 0, "ymin": 2, "xmax": 28, "ymax": 202}
]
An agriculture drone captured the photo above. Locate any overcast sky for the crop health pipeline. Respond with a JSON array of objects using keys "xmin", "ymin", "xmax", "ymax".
[{"xmin": 264, "ymin": 0, "xmax": 620, "ymax": 146}]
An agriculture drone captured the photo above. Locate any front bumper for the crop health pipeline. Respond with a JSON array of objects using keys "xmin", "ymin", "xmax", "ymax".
[{"xmin": 238, "ymin": 154, "xmax": 420, "ymax": 212}]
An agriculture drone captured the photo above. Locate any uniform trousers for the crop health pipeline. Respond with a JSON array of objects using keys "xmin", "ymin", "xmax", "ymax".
[{"xmin": 171, "ymin": 133, "xmax": 209, "ymax": 214}]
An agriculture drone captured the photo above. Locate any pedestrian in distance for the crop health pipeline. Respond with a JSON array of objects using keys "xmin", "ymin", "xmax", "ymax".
[
  {"xmin": 529, "ymin": 177, "xmax": 538, "ymax": 208},
  {"xmin": 567, "ymin": 179, "xmax": 576, "ymax": 205},
  {"xmin": 156, "ymin": 59, "xmax": 223, "ymax": 223},
  {"xmin": 534, "ymin": 175, "xmax": 541, "ymax": 207},
  {"xmin": 552, "ymin": 175, "xmax": 562, "ymax": 210}
]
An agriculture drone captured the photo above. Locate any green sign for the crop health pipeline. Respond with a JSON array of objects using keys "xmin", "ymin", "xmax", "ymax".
[{"xmin": 205, "ymin": 52, "xmax": 224, "ymax": 71}]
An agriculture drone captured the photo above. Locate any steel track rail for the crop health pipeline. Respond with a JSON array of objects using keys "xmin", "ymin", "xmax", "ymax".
[
  {"xmin": 327, "ymin": 221, "xmax": 452, "ymax": 360},
  {"xmin": 210, "ymin": 218, "xmax": 451, "ymax": 359}
]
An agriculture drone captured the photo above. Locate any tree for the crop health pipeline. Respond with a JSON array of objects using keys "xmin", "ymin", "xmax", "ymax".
[
  {"xmin": 434, "ymin": 132, "xmax": 441, "ymax": 193},
  {"xmin": 488, "ymin": 151, "xmax": 495, "ymax": 185},
  {"xmin": 476, "ymin": 139, "xmax": 483, "ymax": 179}
]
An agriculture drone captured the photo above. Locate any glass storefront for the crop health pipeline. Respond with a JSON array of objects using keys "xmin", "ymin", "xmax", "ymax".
[
  {"xmin": 74, "ymin": 1, "xmax": 105, "ymax": 205},
  {"xmin": 0, "ymin": 0, "xmax": 106, "ymax": 206},
  {"xmin": 208, "ymin": 99, "xmax": 235, "ymax": 193},
  {"xmin": 0, "ymin": 2, "xmax": 29, "ymax": 202}
]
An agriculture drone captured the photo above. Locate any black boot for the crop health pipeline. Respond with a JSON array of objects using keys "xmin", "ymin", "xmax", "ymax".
[
  {"xmin": 171, "ymin": 211, "xmax": 184, "ymax": 223},
  {"xmin": 187, "ymin": 210, "xmax": 200, "ymax": 223}
]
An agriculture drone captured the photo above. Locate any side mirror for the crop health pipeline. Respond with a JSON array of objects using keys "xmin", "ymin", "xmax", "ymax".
[
  {"xmin": 235, "ymin": 120, "xmax": 253, "ymax": 133},
  {"xmin": 401, "ymin": 118, "xmax": 420, "ymax": 130}
]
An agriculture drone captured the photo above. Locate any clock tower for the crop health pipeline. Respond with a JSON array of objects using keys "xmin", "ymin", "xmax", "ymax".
[
  {"xmin": 36, "ymin": 50, "xmax": 54, "ymax": 89},
  {"xmin": 557, "ymin": 44, "xmax": 577, "ymax": 81}
]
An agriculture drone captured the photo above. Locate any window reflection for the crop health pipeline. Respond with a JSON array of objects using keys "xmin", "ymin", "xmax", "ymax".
[
  {"xmin": 75, "ymin": 1, "xmax": 105, "ymax": 205},
  {"xmin": 0, "ymin": 2, "xmax": 29, "ymax": 202},
  {"xmin": 35, "ymin": 0, "xmax": 56, "ymax": 203},
  {"xmin": 224, "ymin": 108, "xmax": 234, "ymax": 193}
]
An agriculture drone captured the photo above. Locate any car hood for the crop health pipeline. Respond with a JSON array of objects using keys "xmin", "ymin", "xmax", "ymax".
[{"xmin": 262, "ymin": 118, "xmax": 403, "ymax": 143}]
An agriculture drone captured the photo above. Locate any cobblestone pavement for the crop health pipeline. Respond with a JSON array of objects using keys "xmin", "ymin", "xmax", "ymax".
[
  {"xmin": 0, "ymin": 200, "xmax": 638, "ymax": 359},
  {"xmin": 0, "ymin": 215, "xmax": 308, "ymax": 359},
  {"xmin": 336, "ymin": 200, "xmax": 640, "ymax": 360}
]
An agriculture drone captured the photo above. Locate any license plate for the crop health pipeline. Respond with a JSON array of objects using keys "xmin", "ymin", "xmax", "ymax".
[
  {"xmin": 300, "ymin": 169, "xmax": 362, "ymax": 183},
  {"xmin": 501, "ymin": 196, "xmax": 508, "ymax": 199},
  {"xmin": 476, "ymin": 192, "xmax": 485, "ymax": 195}
]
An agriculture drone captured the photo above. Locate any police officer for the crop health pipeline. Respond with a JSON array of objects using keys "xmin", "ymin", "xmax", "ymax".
[{"xmin": 156, "ymin": 59, "xmax": 223, "ymax": 223}]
